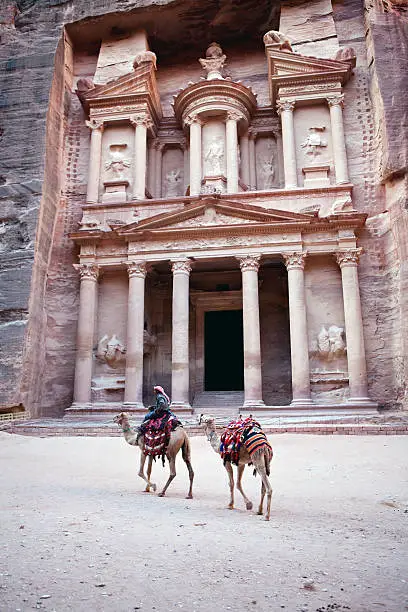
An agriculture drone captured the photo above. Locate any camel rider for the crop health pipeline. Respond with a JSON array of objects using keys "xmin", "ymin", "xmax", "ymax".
[{"xmin": 142, "ymin": 385, "xmax": 175, "ymax": 424}]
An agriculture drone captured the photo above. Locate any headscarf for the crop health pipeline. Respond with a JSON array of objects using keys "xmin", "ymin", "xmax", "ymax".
[{"xmin": 154, "ymin": 385, "xmax": 170, "ymax": 404}]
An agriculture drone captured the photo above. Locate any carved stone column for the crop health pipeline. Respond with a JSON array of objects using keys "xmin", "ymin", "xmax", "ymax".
[
  {"xmin": 335, "ymin": 249, "xmax": 371, "ymax": 403},
  {"xmin": 186, "ymin": 114, "xmax": 202, "ymax": 196},
  {"xmin": 226, "ymin": 111, "xmax": 240, "ymax": 194},
  {"xmin": 154, "ymin": 141, "xmax": 164, "ymax": 198},
  {"xmin": 72, "ymin": 263, "xmax": 99, "ymax": 407},
  {"xmin": 283, "ymin": 252, "xmax": 313, "ymax": 406},
  {"xmin": 327, "ymin": 95, "xmax": 349, "ymax": 184},
  {"xmin": 240, "ymin": 131, "xmax": 250, "ymax": 186},
  {"xmin": 124, "ymin": 261, "xmax": 147, "ymax": 409},
  {"xmin": 238, "ymin": 254, "xmax": 264, "ymax": 407},
  {"xmin": 171, "ymin": 258, "xmax": 192, "ymax": 409},
  {"xmin": 85, "ymin": 120, "xmax": 104, "ymax": 204},
  {"xmin": 131, "ymin": 115, "xmax": 151, "ymax": 200},
  {"xmin": 147, "ymin": 139, "xmax": 156, "ymax": 197},
  {"xmin": 277, "ymin": 100, "xmax": 297, "ymax": 189},
  {"xmin": 248, "ymin": 129, "xmax": 257, "ymax": 190}
]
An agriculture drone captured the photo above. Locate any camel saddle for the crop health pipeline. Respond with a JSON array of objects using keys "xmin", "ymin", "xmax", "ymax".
[
  {"xmin": 220, "ymin": 417, "xmax": 272, "ymax": 465},
  {"xmin": 141, "ymin": 413, "xmax": 181, "ymax": 465}
]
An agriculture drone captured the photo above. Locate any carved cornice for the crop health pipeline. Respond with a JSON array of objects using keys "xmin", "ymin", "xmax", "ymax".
[
  {"xmin": 327, "ymin": 94, "xmax": 345, "ymax": 108},
  {"xmin": 276, "ymin": 100, "xmax": 295, "ymax": 114},
  {"xmin": 238, "ymin": 254, "xmax": 261, "ymax": 272},
  {"xmin": 282, "ymin": 251, "xmax": 308, "ymax": 270},
  {"xmin": 335, "ymin": 248, "xmax": 362, "ymax": 268},
  {"xmin": 74, "ymin": 263, "xmax": 99, "ymax": 281},
  {"xmin": 127, "ymin": 261, "xmax": 147, "ymax": 278},
  {"xmin": 171, "ymin": 258, "xmax": 192, "ymax": 275}
]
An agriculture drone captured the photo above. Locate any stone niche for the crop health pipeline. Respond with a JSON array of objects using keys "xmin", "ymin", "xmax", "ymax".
[
  {"xmin": 305, "ymin": 256, "xmax": 348, "ymax": 403},
  {"xmin": 162, "ymin": 146, "xmax": 184, "ymax": 198},
  {"xmin": 100, "ymin": 125, "xmax": 134, "ymax": 203},
  {"xmin": 201, "ymin": 119, "xmax": 227, "ymax": 192},
  {"xmin": 255, "ymin": 135, "xmax": 279, "ymax": 190},
  {"xmin": 93, "ymin": 271, "xmax": 128, "ymax": 403},
  {"xmin": 294, "ymin": 105, "xmax": 334, "ymax": 188}
]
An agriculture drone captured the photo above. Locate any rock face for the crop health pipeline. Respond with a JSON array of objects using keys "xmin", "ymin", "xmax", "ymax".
[{"xmin": 0, "ymin": 0, "xmax": 407, "ymax": 415}]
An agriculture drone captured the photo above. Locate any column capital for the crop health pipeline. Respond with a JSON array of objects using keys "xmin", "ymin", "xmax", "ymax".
[
  {"xmin": 85, "ymin": 119, "xmax": 104, "ymax": 132},
  {"xmin": 184, "ymin": 113, "xmax": 202, "ymax": 127},
  {"xmin": 248, "ymin": 127, "xmax": 258, "ymax": 141},
  {"xmin": 226, "ymin": 110, "xmax": 242, "ymax": 122},
  {"xmin": 276, "ymin": 99, "xmax": 296, "ymax": 115},
  {"xmin": 171, "ymin": 258, "xmax": 192, "ymax": 275},
  {"xmin": 283, "ymin": 251, "xmax": 308, "ymax": 270},
  {"xmin": 130, "ymin": 114, "xmax": 153, "ymax": 129},
  {"xmin": 327, "ymin": 94, "xmax": 345, "ymax": 108},
  {"xmin": 238, "ymin": 254, "xmax": 261, "ymax": 272},
  {"xmin": 154, "ymin": 139, "xmax": 165, "ymax": 152},
  {"xmin": 74, "ymin": 263, "xmax": 99, "ymax": 281},
  {"xmin": 127, "ymin": 261, "xmax": 147, "ymax": 278},
  {"xmin": 335, "ymin": 248, "xmax": 362, "ymax": 268}
]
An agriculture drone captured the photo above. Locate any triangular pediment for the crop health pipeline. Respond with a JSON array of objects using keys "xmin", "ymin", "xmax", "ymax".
[
  {"xmin": 116, "ymin": 198, "xmax": 316, "ymax": 236},
  {"xmin": 265, "ymin": 48, "xmax": 353, "ymax": 104},
  {"xmin": 77, "ymin": 63, "xmax": 162, "ymax": 119}
]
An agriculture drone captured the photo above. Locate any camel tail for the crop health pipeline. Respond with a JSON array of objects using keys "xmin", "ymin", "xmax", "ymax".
[{"xmin": 251, "ymin": 445, "xmax": 273, "ymax": 476}]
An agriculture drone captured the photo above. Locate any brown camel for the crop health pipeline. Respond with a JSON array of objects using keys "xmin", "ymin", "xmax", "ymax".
[
  {"xmin": 114, "ymin": 412, "xmax": 194, "ymax": 499},
  {"xmin": 199, "ymin": 414, "xmax": 273, "ymax": 520}
]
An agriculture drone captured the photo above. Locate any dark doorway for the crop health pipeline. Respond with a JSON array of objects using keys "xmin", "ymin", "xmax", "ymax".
[{"xmin": 204, "ymin": 310, "xmax": 244, "ymax": 391}]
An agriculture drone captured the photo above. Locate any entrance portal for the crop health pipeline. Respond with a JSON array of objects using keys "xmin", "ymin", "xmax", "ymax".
[{"xmin": 204, "ymin": 310, "xmax": 244, "ymax": 391}]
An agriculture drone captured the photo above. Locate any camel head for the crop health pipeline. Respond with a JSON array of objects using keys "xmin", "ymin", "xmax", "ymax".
[
  {"xmin": 199, "ymin": 413, "xmax": 216, "ymax": 431},
  {"xmin": 113, "ymin": 412, "xmax": 129, "ymax": 427}
]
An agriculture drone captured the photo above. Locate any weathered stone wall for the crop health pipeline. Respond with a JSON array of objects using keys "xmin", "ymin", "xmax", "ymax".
[{"xmin": 0, "ymin": 0, "xmax": 407, "ymax": 415}]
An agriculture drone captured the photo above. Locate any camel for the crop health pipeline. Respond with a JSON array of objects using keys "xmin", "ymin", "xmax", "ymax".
[
  {"xmin": 199, "ymin": 414, "xmax": 273, "ymax": 521},
  {"xmin": 114, "ymin": 412, "xmax": 194, "ymax": 499}
]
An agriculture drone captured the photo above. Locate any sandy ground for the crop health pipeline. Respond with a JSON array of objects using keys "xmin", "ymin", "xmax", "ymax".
[{"xmin": 0, "ymin": 432, "xmax": 407, "ymax": 612}]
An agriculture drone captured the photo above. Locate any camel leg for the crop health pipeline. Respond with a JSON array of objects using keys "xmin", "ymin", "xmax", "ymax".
[
  {"xmin": 225, "ymin": 462, "xmax": 235, "ymax": 509},
  {"xmin": 257, "ymin": 466, "xmax": 273, "ymax": 521},
  {"xmin": 138, "ymin": 453, "xmax": 157, "ymax": 493},
  {"xmin": 184, "ymin": 459, "xmax": 194, "ymax": 499},
  {"xmin": 258, "ymin": 480, "xmax": 266, "ymax": 516},
  {"xmin": 236, "ymin": 464, "xmax": 253, "ymax": 511},
  {"xmin": 158, "ymin": 456, "xmax": 176, "ymax": 497}
]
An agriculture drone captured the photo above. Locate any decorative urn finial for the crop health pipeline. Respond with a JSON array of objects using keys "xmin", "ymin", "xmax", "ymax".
[{"xmin": 199, "ymin": 42, "xmax": 227, "ymax": 80}]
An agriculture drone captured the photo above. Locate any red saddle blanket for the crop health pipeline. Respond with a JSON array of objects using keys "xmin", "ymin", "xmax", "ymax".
[
  {"xmin": 142, "ymin": 414, "xmax": 179, "ymax": 462},
  {"xmin": 220, "ymin": 417, "xmax": 272, "ymax": 465}
]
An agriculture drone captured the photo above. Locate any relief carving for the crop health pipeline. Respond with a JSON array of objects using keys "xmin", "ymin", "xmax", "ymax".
[
  {"xmin": 311, "ymin": 325, "xmax": 347, "ymax": 361},
  {"xmin": 105, "ymin": 144, "xmax": 131, "ymax": 180},
  {"xmin": 258, "ymin": 154, "xmax": 275, "ymax": 189},
  {"xmin": 301, "ymin": 127, "xmax": 328, "ymax": 160},
  {"xmin": 204, "ymin": 138, "xmax": 225, "ymax": 175},
  {"xmin": 165, "ymin": 168, "xmax": 182, "ymax": 197},
  {"xmin": 95, "ymin": 334, "xmax": 126, "ymax": 369}
]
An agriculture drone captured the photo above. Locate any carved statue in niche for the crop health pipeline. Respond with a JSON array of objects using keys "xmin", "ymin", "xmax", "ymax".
[
  {"xmin": 204, "ymin": 138, "xmax": 225, "ymax": 175},
  {"xmin": 259, "ymin": 155, "xmax": 275, "ymax": 189},
  {"xmin": 301, "ymin": 127, "xmax": 327, "ymax": 160},
  {"xmin": 165, "ymin": 168, "xmax": 182, "ymax": 197},
  {"xmin": 312, "ymin": 325, "xmax": 347, "ymax": 361},
  {"xmin": 105, "ymin": 144, "xmax": 131, "ymax": 180},
  {"xmin": 95, "ymin": 334, "xmax": 126, "ymax": 369}
]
